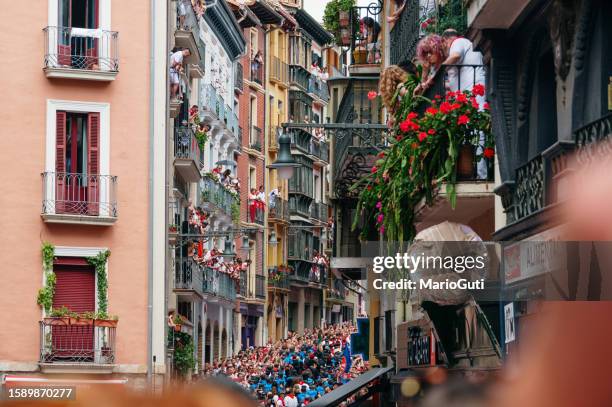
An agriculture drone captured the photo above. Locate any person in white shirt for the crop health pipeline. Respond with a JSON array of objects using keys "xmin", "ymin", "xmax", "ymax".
[
  {"xmin": 170, "ymin": 48, "xmax": 191, "ymax": 99},
  {"xmin": 441, "ymin": 29, "xmax": 488, "ymax": 179},
  {"xmin": 441, "ymin": 29, "xmax": 485, "ymax": 93},
  {"xmin": 284, "ymin": 391, "xmax": 298, "ymax": 407}
]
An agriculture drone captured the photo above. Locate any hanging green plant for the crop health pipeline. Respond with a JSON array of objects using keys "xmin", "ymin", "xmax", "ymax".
[
  {"xmin": 37, "ymin": 242, "xmax": 56, "ymax": 313},
  {"xmin": 231, "ymin": 201, "xmax": 240, "ymax": 223},
  {"xmin": 169, "ymin": 329, "xmax": 196, "ymax": 375},
  {"xmin": 87, "ymin": 250, "xmax": 111, "ymax": 317}
]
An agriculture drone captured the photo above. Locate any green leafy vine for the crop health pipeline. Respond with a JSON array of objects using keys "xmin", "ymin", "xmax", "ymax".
[
  {"xmin": 87, "ymin": 250, "xmax": 111, "ymax": 318},
  {"xmin": 169, "ymin": 329, "xmax": 196, "ymax": 375},
  {"xmin": 37, "ymin": 242, "xmax": 56, "ymax": 313}
]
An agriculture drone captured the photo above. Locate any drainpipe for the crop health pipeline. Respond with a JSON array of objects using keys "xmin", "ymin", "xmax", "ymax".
[{"xmin": 147, "ymin": 0, "xmax": 156, "ymax": 386}]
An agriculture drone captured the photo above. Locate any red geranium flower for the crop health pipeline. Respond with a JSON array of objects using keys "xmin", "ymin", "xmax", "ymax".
[
  {"xmin": 395, "ymin": 135, "xmax": 403, "ymax": 141},
  {"xmin": 472, "ymin": 84, "xmax": 485, "ymax": 97},
  {"xmin": 451, "ymin": 103, "xmax": 462, "ymax": 110},
  {"xmin": 399, "ymin": 120, "xmax": 410, "ymax": 133},
  {"xmin": 426, "ymin": 107, "xmax": 438, "ymax": 115},
  {"xmin": 434, "ymin": 94, "xmax": 442, "ymax": 99},
  {"xmin": 371, "ymin": 166, "xmax": 378, "ymax": 173},
  {"xmin": 367, "ymin": 185, "xmax": 372, "ymax": 191},
  {"xmin": 471, "ymin": 98, "xmax": 480, "ymax": 109},
  {"xmin": 440, "ymin": 102, "xmax": 452, "ymax": 114},
  {"xmin": 483, "ymin": 147, "xmax": 495, "ymax": 159},
  {"xmin": 377, "ymin": 151, "xmax": 385, "ymax": 158},
  {"xmin": 458, "ymin": 115, "xmax": 470, "ymax": 125},
  {"xmin": 484, "ymin": 102, "xmax": 490, "ymax": 110},
  {"xmin": 367, "ymin": 90, "xmax": 378, "ymax": 100},
  {"xmin": 456, "ymin": 93, "xmax": 468, "ymax": 103},
  {"xmin": 410, "ymin": 122, "xmax": 420, "ymax": 131},
  {"xmin": 418, "ymin": 132, "xmax": 428, "ymax": 142},
  {"xmin": 427, "ymin": 129, "xmax": 436, "ymax": 135},
  {"xmin": 407, "ymin": 112, "xmax": 418, "ymax": 120}
]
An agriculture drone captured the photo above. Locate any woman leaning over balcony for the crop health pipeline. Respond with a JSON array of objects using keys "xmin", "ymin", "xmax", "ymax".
[{"xmin": 413, "ymin": 34, "xmax": 445, "ymax": 95}]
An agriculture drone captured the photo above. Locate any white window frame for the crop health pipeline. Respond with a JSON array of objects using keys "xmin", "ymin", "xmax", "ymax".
[
  {"xmin": 47, "ymin": 0, "xmax": 112, "ymax": 70},
  {"xmin": 45, "ymin": 99, "xmax": 111, "ymax": 216}
]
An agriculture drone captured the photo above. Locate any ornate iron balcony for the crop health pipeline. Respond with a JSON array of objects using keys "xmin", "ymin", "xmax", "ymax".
[
  {"xmin": 43, "ymin": 26, "xmax": 119, "ymax": 81},
  {"xmin": 39, "ymin": 321, "xmax": 116, "ymax": 364}
]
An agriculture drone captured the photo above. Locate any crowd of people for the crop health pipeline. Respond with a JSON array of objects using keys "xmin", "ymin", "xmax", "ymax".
[
  {"xmin": 201, "ymin": 323, "xmax": 369, "ymax": 406},
  {"xmin": 211, "ymin": 164, "xmax": 241, "ymax": 195},
  {"xmin": 249, "ymin": 186, "xmax": 266, "ymax": 223}
]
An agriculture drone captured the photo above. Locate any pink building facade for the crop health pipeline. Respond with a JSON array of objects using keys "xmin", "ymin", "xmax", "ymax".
[{"xmin": 0, "ymin": 0, "xmax": 152, "ymax": 386}]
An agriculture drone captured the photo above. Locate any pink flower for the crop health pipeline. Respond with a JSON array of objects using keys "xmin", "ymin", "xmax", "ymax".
[
  {"xmin": 367, "ymin": 90, "xmax": 378, "ymax": 100},
  {"xmin": 379, "ymin": 225, "xmax": 385, "ymax": 234},
  {"xmin": 375, "ymin": 201, "xmax": 382, "ymax": 209},
  {"xmin": 457, "ymin": 115, "xmax": 470, "ymax": 125},
  {"xmin": 371, "ymin": 166, "xmax": 378, "ymax": 173},
  {"xmin": 376, "ymin": 213, "xmax": 384, "ymax": 224}
]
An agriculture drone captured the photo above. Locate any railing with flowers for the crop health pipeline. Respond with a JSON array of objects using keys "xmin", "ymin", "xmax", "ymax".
[
  {"xmin": 40, "ymin": 320, "xmax": 116, "ymax": 364},
  {"xmin": 174, "ymin": 126, "xmax": 204, "ymax": 168},
  {"xmin": 353, "ymin": 67, "xmax": 494, "ymax": 243},
  {"xmin": 201, "ymin": 175, "xmax": 239, "ymax": 216},
  {"xmin": 268, "ymin": 266, "xmax": 290, "ymax": 290},
  {"xmin": 43, "ymin": 26, "xmax": 119, "ymax": 73}
]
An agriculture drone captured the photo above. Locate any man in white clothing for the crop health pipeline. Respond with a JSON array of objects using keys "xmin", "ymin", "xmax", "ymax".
[{"xmin": 170, "ymin": 48, "xmax": 191, "ymax": 99}]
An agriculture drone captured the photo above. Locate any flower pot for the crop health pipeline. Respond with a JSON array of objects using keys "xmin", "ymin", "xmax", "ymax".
[
  {"xmin": 339, "ymin": 11, "xmax": 349, "ymax": 28},
  {"xmin": 72, "ymin": 318, "xmax": 94, "ymax": 326},
  {"xmin": 44, "ymin": 317, "xmax": 70, "ymax": 326},
  {"xmin": 353, "ymin": 47, "xmax": 368, "ymax": 65},
  {"xmin": 95, "ymin": 319, "xmax": 118, "ymax": 328},
  {"xmin": 340, "ymin": 29, "xmax": 351, "ymax": 46},
  {"xmin": 457, "ymin": 144, "xmax": 476, "ymax": 180}
]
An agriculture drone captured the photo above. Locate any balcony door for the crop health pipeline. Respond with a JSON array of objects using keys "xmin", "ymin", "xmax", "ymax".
[
  {"xmin": 55, "ymin": 111, "xmax": 100, "ymax": 215},
  {"xmin": 57, "ymin": 0, "xmax": 100, "ymax": 68},
  {"xmin": 51, "ymin": 259, "xmax": 96, "ymax": 362}
]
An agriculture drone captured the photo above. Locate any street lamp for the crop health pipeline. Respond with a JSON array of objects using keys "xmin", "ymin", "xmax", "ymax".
[
  {"xmin": 268, "ymin": 231, "xmax": 278, "ymax": 246},
  {"xmin": 267, "ymin": 127, "xmax": 299, "ymax": 180}
]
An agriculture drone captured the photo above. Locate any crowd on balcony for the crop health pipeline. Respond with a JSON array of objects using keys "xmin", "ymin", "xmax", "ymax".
[
  {"xmin": 185, "ymin": 238, "xmax": 250, "ymax": 284},
  {"xmin": 249, "ymin": 186, "xmax": 266, "ymax": 223},
  {"xmin": 310, "ymin": 250, "xmax": 329, "ymax": 283},
  {"xmin": 201, "ymin": 323, "xmax": 368, "ymax": 406},
  {"xmin": 210, "ymin": 164, "xmax": 241, "ymax": 194}
]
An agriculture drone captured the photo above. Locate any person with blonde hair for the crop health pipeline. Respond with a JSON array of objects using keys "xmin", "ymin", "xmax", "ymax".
[{"xmin": 379, "ymin": 65, "xmax": 409, "ymax": 114}]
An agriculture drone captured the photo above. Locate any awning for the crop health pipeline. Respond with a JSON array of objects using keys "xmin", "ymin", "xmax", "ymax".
[{"xmin": 308, "ymin": 367, "xmax": 394, "ymax": 407}]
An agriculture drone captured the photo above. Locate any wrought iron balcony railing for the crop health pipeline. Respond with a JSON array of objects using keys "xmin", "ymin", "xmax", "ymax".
[
  {"xmin": 389, "ymin": 0, "xmax": 420, "ymax": 66},
  {"xmin": 267, "ymin": 267, "xmax": 290, "ymax": 290},
  {"xmin": 250, "ymin": 61, "xmax": 264, "ymax": 85},
  {"xmin": 348, "ymin": 2, "xmax": 383, "ymax": 66},
  {"xmin": 270, "ymin": 56, "xmax": 289, "ymax": 84},
  {"xmin": 203, "ymin": 266, "xmax": 237, "ymax": 302},
  {"xmin": 201, "ymin": 177, "xmax": 238, "ymax": 216},
  {"xmin": 174, "ymin": 257, "xmax": 204, "ymax": 297},
  {"xmin": 255, "ymin": 274, "xmax": 266, "ymax": 299},
  {"xmin": 289, "ymin": 65, "xmax": 310, "ymax": 90},
  {"xmin": 421, "ymin": 64, "xmax": 487, "ymax": 101},
  {"xmin": 43, "ymin": 26, "xmax": 119, "ymax": 77},
  {"xmin": 41, "ymin": 172, "xmax": 118, "ymax": 221},
  {"xmin": 308, "ymin": 77, "xmax": 330, "ymax": 102},
  {"xmin": 250, "ymin": 126, "xmax": 263, "ymax": 152},
  {"xmin": 269, "ymin": 197, "xmax": 290, "ymax": 222},
  {"xmin": 40, "ymin": 320, "xmax": 116, "ymax": 364},
  {"xmin": 288, "ymin": 261, "xmax": 328, "ymax": 285},
  {"xmin": 235, "ymin": 61, "xmax": 244, "ymax": 92},
  {"xmin": 174, "ymin": 126, "xmax": 203, "ymax": 166}
]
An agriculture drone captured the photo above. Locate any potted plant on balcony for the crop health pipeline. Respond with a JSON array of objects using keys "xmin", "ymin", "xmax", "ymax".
[
  {"xmin": 323, "ymin": 0, "xmax": 356, "ymax": 46},
  {"xmin": 94, "ymin": 311, "xmax": 119, "ymax": 328},
  {"xmin": 44, "ymin": 306, "xmax": 73, "ymax": 326},
  {"xmin": 172, "ymin": 314, "xmax": 183, "ymax": 332},
  {"xmin": 72, "ymin": 311, "xmax": 96, "ymax": 326},
  {"xmin": 353, "ymin": 78, "xmax": 493, "ymax": 244}
]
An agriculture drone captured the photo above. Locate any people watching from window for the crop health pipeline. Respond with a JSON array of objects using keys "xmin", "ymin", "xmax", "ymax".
[
  {"xmin": 414, "ymin": 34, "xmax": 445, "ymax": 95},
  {"xmin": 360, "ymin": 16, "xmax": 381, "ymax": 64}
]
